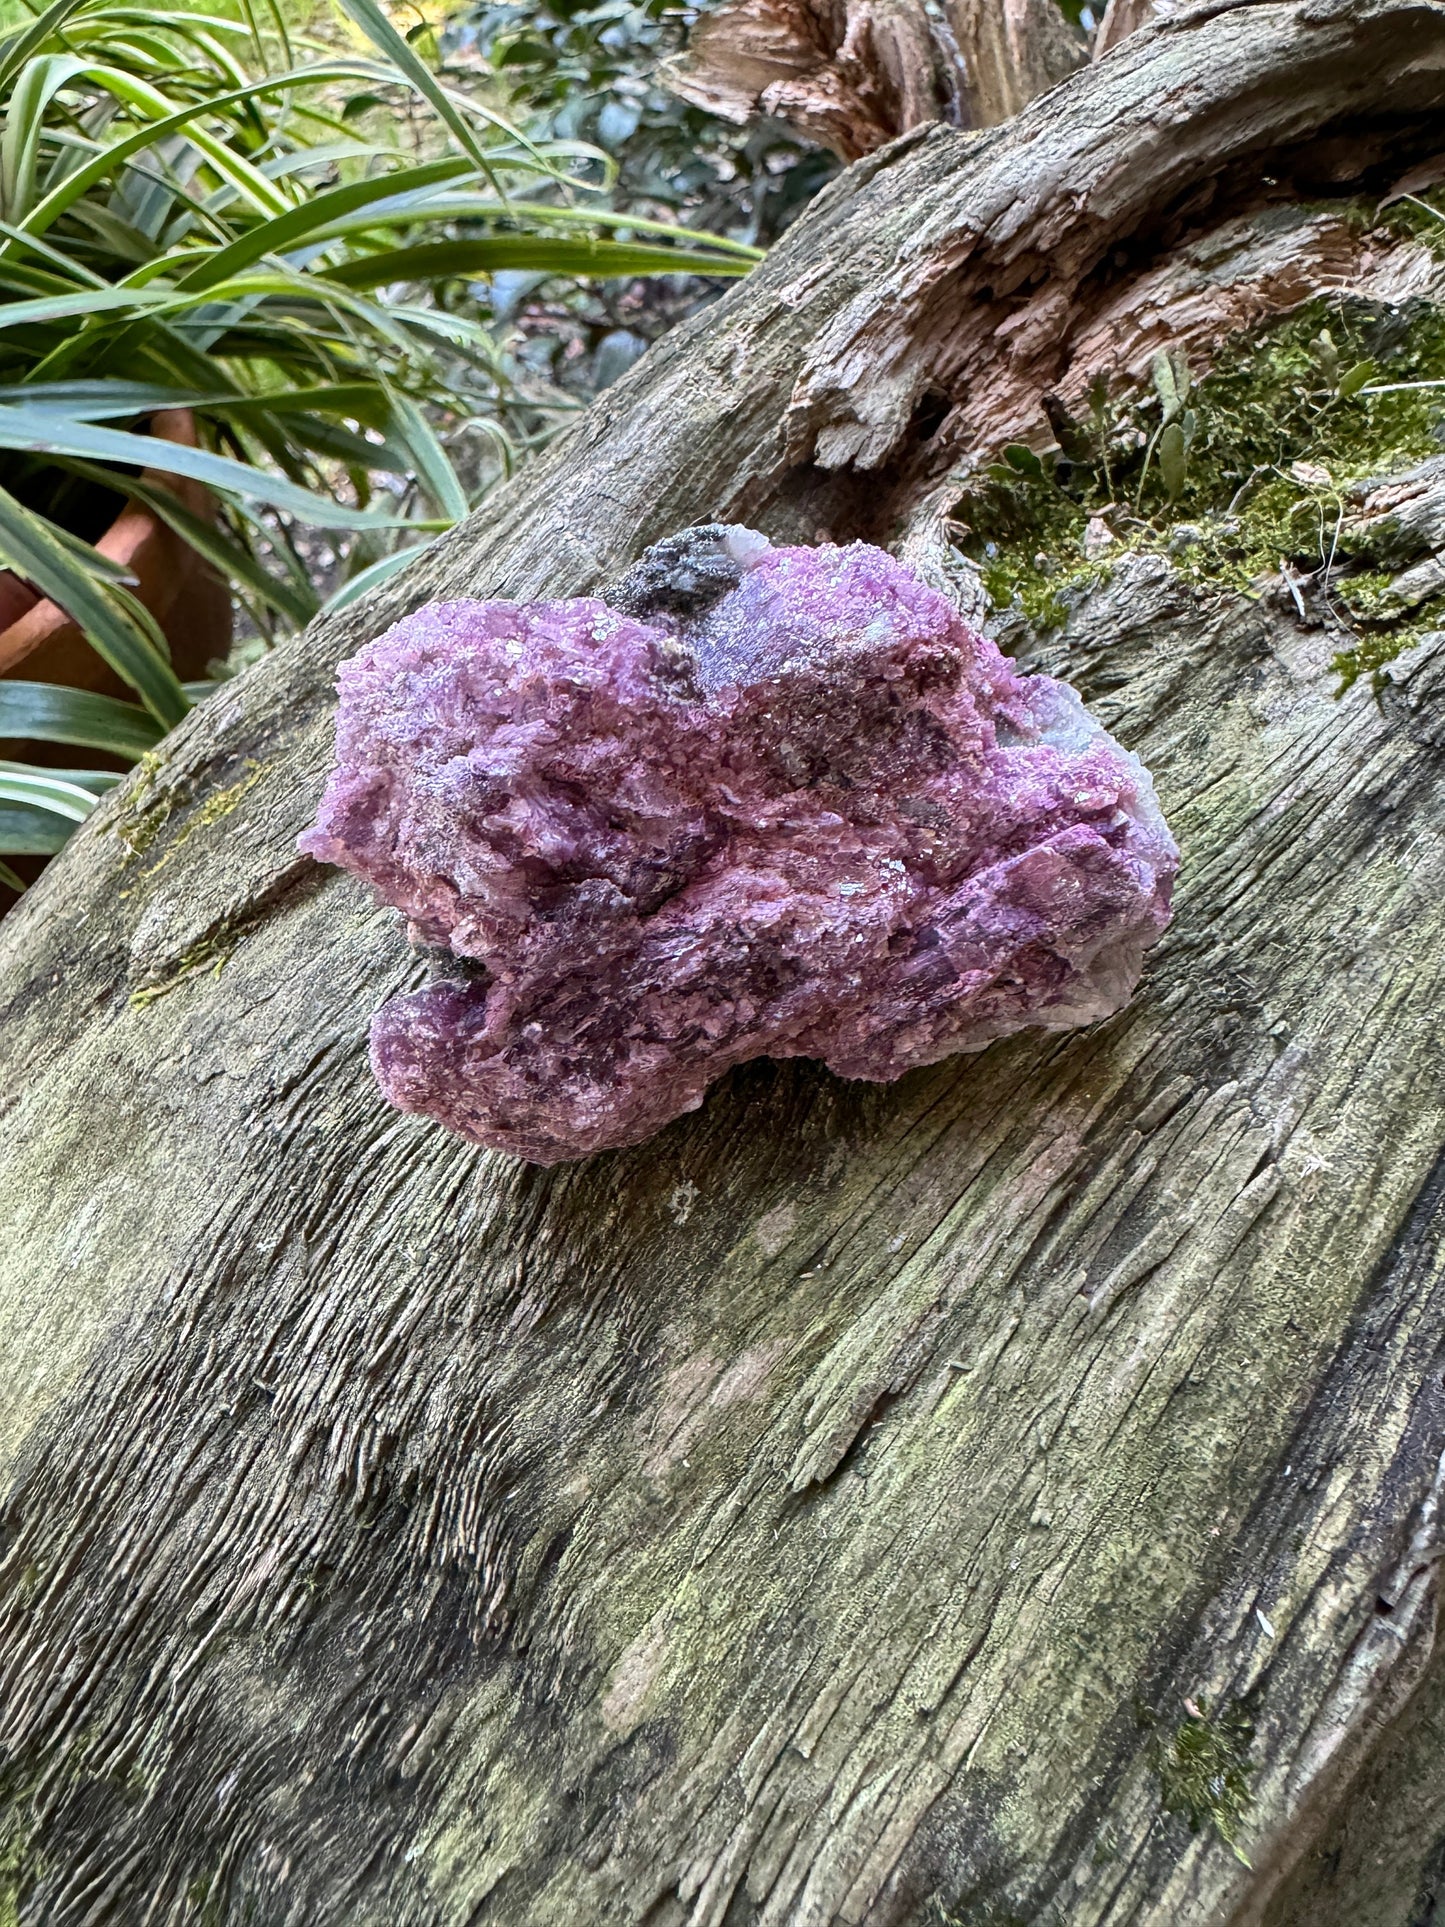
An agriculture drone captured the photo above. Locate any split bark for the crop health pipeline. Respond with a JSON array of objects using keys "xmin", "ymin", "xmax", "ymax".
[
  {"xmin": 4, "ymin": 3, "xmax": 1445, "ymax": 1924},
  {"xmin": 663, "ymin": 0, "xmax": 1085, "ymax": 153},
  {"xmin": 1094, "ymin": 0, "xmax": 1166, "ymax": 57},
  {"xmin": 663, "ymin": 0, "xmax": 965, "ymax": 159}
]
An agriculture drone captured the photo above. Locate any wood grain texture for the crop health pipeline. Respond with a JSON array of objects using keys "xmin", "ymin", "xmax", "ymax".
[
  {"xmin": 4, "ymin": 5, "xmax": 1445, "ymax": 1922},
  {"xmin": 942, "ymin": 0, "xmax": 1086, "ymax": 126},
  {"xmin": 663, "ymin": 0, "xmax": 964, "ymax": 160}
]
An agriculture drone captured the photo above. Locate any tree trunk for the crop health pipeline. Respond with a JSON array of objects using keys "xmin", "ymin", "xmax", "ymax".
[{"xmin": 5, "ymin": 4, "xmax": 1445, "ymax": 1922}]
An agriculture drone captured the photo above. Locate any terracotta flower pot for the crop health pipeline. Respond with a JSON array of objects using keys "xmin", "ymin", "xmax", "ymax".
[{"xmin": 0, "ymin": 407, "xmax": 233, "ymax": 701}]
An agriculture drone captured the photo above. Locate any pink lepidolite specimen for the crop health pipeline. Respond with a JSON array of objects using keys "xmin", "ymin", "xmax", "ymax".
[{"xmin": 301, "ymin": 528, "xmax": 1177, "ymax": 1163}]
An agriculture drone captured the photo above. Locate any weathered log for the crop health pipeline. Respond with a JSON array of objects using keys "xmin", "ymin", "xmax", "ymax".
[{"xmin": 4, "ymin": 4, "xmax": 1445, "ymax": 1923}]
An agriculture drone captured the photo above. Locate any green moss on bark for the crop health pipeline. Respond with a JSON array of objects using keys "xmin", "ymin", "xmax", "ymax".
[
  {"xmin": 1151, "ymin": 1696, "xmax": 1256, "ymax": 1863},
  {"xmin": 951, "ymin": 291, "xmax": 1445, "ymax": 690}
]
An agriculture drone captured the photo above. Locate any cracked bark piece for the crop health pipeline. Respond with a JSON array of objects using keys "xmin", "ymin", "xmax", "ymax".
[{"xmin": 301, "ymin": 530, "xmax": 1178, "ymax": 1162}]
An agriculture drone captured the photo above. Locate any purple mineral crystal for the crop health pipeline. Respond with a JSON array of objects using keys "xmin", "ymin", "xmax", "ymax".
[{"xmin": 300, "ymin": 529, "xmax": 1178, "ymax": 1163}]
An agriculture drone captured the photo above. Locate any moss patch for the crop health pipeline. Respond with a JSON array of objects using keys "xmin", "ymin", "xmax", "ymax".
[
  {"xmin": 0, "ymin": 1770, "xmax": 39, "ymax": 1927},
  {"xmin": 951, "ymin": 285, "xmax": 1445, "ymax": 690},
  {"xmin": 1150, "ymin": 1695, "xmax": 1256, "ymax": 1863},
  {"xmin": 129, "ymin": 928, "xmax": 238, "ymax": 1009},
  {"xmin": 117, "ymin": 761, "xmax": 263, "ymax": 870}
]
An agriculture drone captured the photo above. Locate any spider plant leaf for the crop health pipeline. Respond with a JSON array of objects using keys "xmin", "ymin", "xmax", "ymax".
[
  {"xmin": 174, "ymin": 155, "xmax": 474, "ymax": 294},
  {"xmin": 51, "ymin": 456, "xmax": 320, "ymax": 628},
  {"xmin": 261, "ymin": 141, "xmax": 383, "ymax": 180},
  {"xmin": 515, "ymin": 202, "xmax": 765, "ymax": 260},
  {"xmin": 121, "ymin": 483, "xmax": 319, "ymax": 628},
  {"xmin": 0, "ymin": 282, "xmax": 178, "ymax": 328},
  {"xmin": 5, "ymin": 57, "xmax": 290, "ymax": 224},
  {"xmin": 0, "ymin": 405, "xmax": 409, "ymax": 529},
  {"xmin": 0, "ymin": 769, "xmax": 97, "ymax": 822},
  {"xmin": 0, "ymin": 378, "xmax": 202, "ymax": 417},
  {"xmin": 0, "ymin": 681, "xmax": 162, "ymax": 757},
  {"xmin": 0, "ymin": 258, "xmax": 80, "ymax": 297},
  {"xmin": 0, "ymin": 481, "xmax": 188, "ymax": 726},
  {"xmin": 319, "ymin": 536, "xmax": 436, "ymax": 617},
  {"xmin": 0, "ymin": 856, "xmax": 25, "ymax": 890},
  {"xmin": 213, "ymin": 384, "xmax": 394, "ymax": 430},
  {"xmin": 0, "ymin": 800, "xmax": 74, "ymax": 854},
  {"xmin": 0, "ymin": 214, "xmax": 110, "ymax": 285},
  {"xmin": 99, "ymin": 12, "xmax": 254, "ymax": 34},
  {"xmin": 0, "ymin": 0, "xmax": 89, "ymax": 97},
  {"xmin": 276, "ymin": 413, "xmax": 410, "ymax": 473},
  {"xmin": 3, "ymin": 53, "xmax": 89, "ymax": 220},
  {"xmin": 303, "ymin": 195, "xmax": 765, "ymax": 262},
  {"xmin": 62, "ymin": 64, "xmax": 292, "ymax": 219},
  {"xmin": 334, "ymin": 0, "xmax": 520, "ymax": 181},
  {"xmin": 385, "ymin": 392, "xmax": 467, "ymax": 523},
  {"xmin": 7, "ymin": 61, "xmax": 378, "ymax": 249},
  {"xmin": 0, "ymin": 760, "xmax": 123, "ymax": 797},
  {"xmin": 61, "ymin": 196, "xmax": 161, "ymax": 266},
  {"xmin": 322, "ymin": 237, "xmax": 755, "ymax": 290},
  {"xmin": 43, "ymin": 517, "xmax": 138, "ymax": 584}
]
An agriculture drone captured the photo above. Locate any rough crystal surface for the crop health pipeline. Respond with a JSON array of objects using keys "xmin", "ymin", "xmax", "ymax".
[{"xmin": 301, "ymin": 530, "xmax": 1178, "ymax": 1163}]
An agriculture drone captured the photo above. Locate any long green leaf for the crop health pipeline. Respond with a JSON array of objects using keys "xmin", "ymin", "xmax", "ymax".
[
  {"xmin": 324, "ymin": 237, "xmax": 756, "ymax": 290},
  {"xmin": 0, "ymin": 801, "xmax": 72, "ymax": 854},
  {"xmin": 0, "ymin": 764, "xmax": 113, "ymax": 813},
  {"xmin": 276, "ymin": 411, "xmax": 410, "ymax": 473},
  {"xmin": 52, "ymin": 456, "xmax": 320, "ymax": 628},
  {"xmin": 334, "ymin": 0, "xmax": 510, "ymax": 180},
  {"xmin": 0, "ymin": 405, "xmax": 408, "ymax": 529},
  {"xmin": 0, "ymin": 680, "xmax": 161, "ymax": 756},
  {"xmin": 0, "ymin": 760, "xmax": 123, "ymax": 795},
  {"xmin": 0, "ymin": 213, "xmax": 110, "ymax": 285},
  {"xmin": 9, "ymin": 58, "xmax": 292, "ymax": 221},
  {"xmin": 0, "ymin": 282, "xmax": 178, "ymax": 328},
  {"xmin": 319, "ymin": 535, "xmax": 435, "ymax": 616},
  {"xmin": 0, "ymin": 482, "xmax": 187, "ymax": 725},
  {"xmin": 98, "ymin": 11, "xmax": 254, "ymax": 33},
  {"xmin": 0, "ymin": 0, "xmax": 89, "ymax": 96},
  {"xmin": 3, "ymin": 54, "xmax": 88, "ymax": 219},
  {"xmin": 306, "ymin": 196, "xmax": 765, "ymax": 261},
  {"xmin": 0, "ymin": 377, "xmax": 198, "ymax": 415},
  {"xmin": 385, "ymin": 392, "xmax": 466, "ymax": 523},
  {"xmin": 175, "ymin": 154, "xmax": 473, "ymax": 293},
  {"xmin": 214, "ymin": 383, "xmax": 393, "ymax": 428},
  {"xmin": 6, "ymin": 60, "xmax": 380, "ymax": 251}
]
